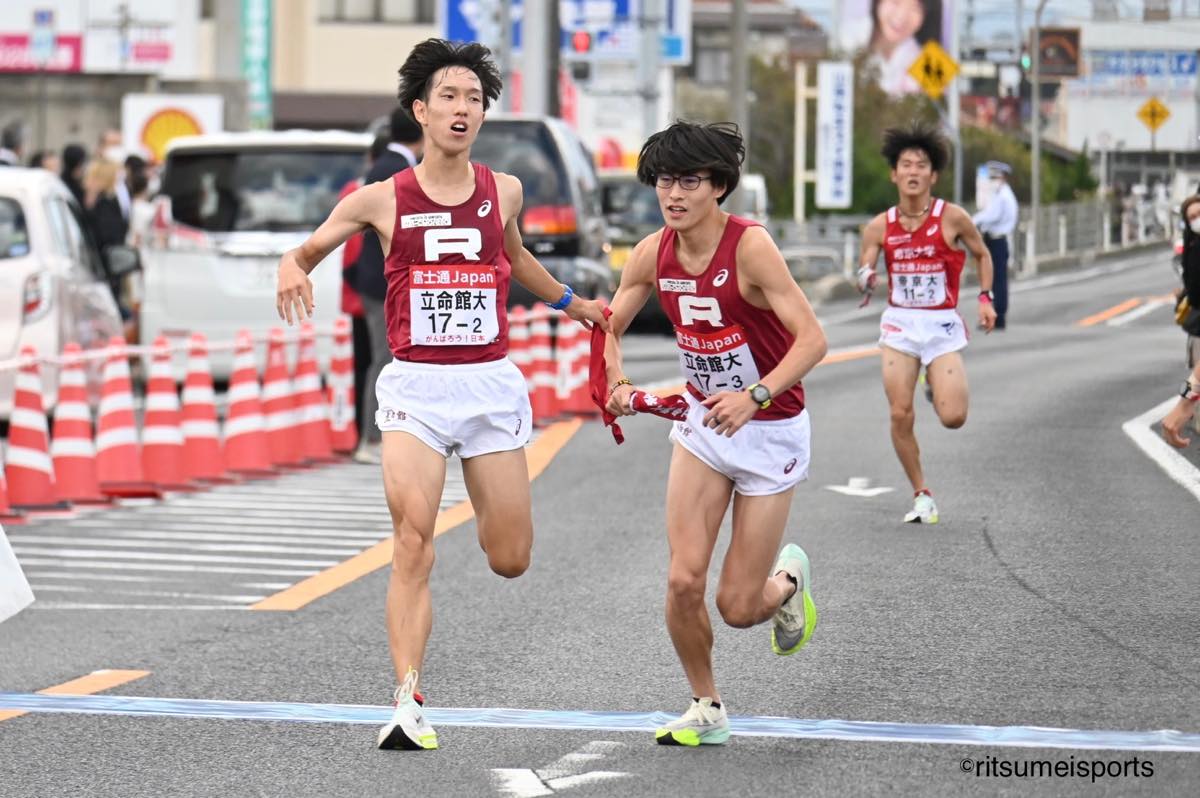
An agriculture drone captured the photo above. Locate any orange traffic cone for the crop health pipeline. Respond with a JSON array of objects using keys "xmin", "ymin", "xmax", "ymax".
[
  {"xmin": 327, "ymin": 316, "xmax": 357, "ymax": 454},
  {"xmin": 141, "ymin": 336, "xmax": 193, "ymax": 491},
  {"xmin": 223, "ymin": 330, "xmax": 274, "ymax": 478},
  {"xmin": 293, "ymin": 322, "xmax": 335, "ymax": 463},
  {"xmin": 508, "ymin": 305, "xmax": 532, "ymax": 386},
  {"xmin": 50, "ymin": 343, "xmax": 108, "ymax": 505},
  {"xmin": 181, "ymin": 333, "xmax": 232, "ymax": 483},
  {"xmin": 262, "ymin": 328, "xmax": 304, "ymax": 468},
  {"xmin": 0, "ymin": 446, "xmax": 26, "ymax": 524},
  {"xmin": 96, "ymin": 337, "xmax": 160, "ymax": 499},
  {"xmin": 6, "ymin": 346, "xmax": 66, "ymax": 511},
  {"xmin": 528, "ymin": 305, "xmax": 558, "ymax": 424}
]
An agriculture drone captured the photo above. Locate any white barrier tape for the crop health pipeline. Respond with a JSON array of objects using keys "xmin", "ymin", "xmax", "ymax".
[
  {"xmin": 182, "ymin": 386, "xmax": 216, "ymax": 405},
  {"xmin": 142, "ymin": 426, "xmax": 184, "ymax": 445},
  {"xmin": 181, "ymin": 420, "xmax": 220, "ymax": 439},
  {"xmin": 6, "ymin": 445, "xmax": 54, "ymax": 474},
  {"xmin": 223, "ymin": 414, "xmax": 265, "ymax": 438},
  {"xmin": 50, "ymin": 438, "xmax": 97, "ymax": 458},
  {"xmin": 9, "ymin": 407, "xmax": 50, "ymax": 433},
  {"xmin": 95, "ymin": 427, "xmax": 139, "ymax": 451}
]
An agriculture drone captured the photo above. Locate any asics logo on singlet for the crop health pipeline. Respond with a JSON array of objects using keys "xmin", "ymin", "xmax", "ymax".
[
  {"xmin": 927, "ymin": 224, "xmax": 939, "ymax": 237},
  {"xmin": 678, "ymin": 296, "xmax": 724, "ymax": 326},
  {"xmin": 477, "ymin": 200, "xmax": 492, "ymax": 217},
  {"xmin": 424, "ymin": 228, "xmax": 482, "ymax": 261},
  {"xmin": 712, "ymin": 269, "xmax": 730, "ymax": 287}
]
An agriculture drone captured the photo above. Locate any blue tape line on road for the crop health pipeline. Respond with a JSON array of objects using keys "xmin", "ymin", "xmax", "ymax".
[{"xmin": 2, "ymin": 693, "xmax": 1198, "ymax": 752}]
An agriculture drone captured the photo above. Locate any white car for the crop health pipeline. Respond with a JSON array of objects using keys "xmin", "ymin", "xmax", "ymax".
[
  {"xmin": 0, "ymin": 168, "xmax": 129, "ymax": 418},
  {"xmin": 142, "ymin": 130, "xmax": 371, "ymax": 378}
]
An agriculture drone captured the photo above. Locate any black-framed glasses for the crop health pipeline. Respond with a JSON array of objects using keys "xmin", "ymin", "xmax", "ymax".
[{"xmin": 655, "ymin": 174, "xmax": 711, "ymax": 191}]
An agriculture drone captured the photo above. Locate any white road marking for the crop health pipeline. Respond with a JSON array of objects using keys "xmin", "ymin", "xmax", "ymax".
[
  {"xmin": 824, "ymin": 477, "xmax": 895, "ymax": 498},
  {"xmin": 491, "ymin": 769, "xmax": 552, "ymax": 798},
  {"xmin": 1106, "ymin": 297, "xmax": 1172, "ymax": 327},
  {"xmin": 14, "ymin": 559, "xmax": 320, "ymax": 576},
  {"xmin": 9, "ymin": 528, "xmax": 385, "ymax": 546},
  {"xmin": 31, "ymin": 585, "xmax": 266, "ymax": 602},
  {"xmin": 8, "ymin": 536, "xmax": 365, "ymax": 556},
  {"xmin": 11, "ymin": 547, "xmax": 340, "ymax": 567},
  {"xmin": 1122, "ymin": 397, "xmax": 1200, "ymax": 503}
]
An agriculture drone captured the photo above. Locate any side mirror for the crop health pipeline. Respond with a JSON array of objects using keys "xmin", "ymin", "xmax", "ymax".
[{"xmin": 105, "ymin": 244, "xmax": 141, "ymax": 278}]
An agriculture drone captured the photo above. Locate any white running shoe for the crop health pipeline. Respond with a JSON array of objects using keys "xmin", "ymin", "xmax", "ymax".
[
  {"xmin": 904, "ymin": 491, "xmax": 939, "ymax": 524},
  {"xmin": 377, "ymin": 668, "xmax": 438, "ymax": 750},
  {"xmin": 654, "ymin": 698, "xmax": 731, "ymax": 746},
  {"xmin": 771, "ymin": 543, "xmax": 817, "ymax": 655}
]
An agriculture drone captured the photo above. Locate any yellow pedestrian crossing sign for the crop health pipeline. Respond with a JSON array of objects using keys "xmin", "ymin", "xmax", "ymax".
[
  {"xmin": 1137, "ymin": 97, "xmax": 1170, "ymax": 132},
  {"xmin": 907, "ymin": 41, "xmax": 959, "ymax": 100}
]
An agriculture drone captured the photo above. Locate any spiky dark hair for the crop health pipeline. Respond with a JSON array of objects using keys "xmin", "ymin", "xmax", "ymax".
[
  {"xmin": 398, "ymin": 39, "xmax": 502, "ymax": 118},
  {"xmin": 881, "ymin": 121, "xmax": 949, "ymax": 173},
  {"xmin": 636, "ymin": 121, "xmax": 745, "ymax": 205}
]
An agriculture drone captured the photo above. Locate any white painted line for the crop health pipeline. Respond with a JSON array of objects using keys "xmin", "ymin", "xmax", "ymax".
[
  {"xmin": 9, "ymin": 529, "xmax": 385, "ymax": 546},
  {"xmin": 1106, "ymin": 298, "xmax": 1172, "ymax": 327},
  {"xmin": 30, "ymin": 603, "xmax": 246, "ymax": 611},
  {"xmin": 1122, "ymin": 397, "xmax": 1200, "ymax": 503},
  {"xmin": 60, "ymin": 519, "xmax": 388, "ymax": 536},
  {"xmin": 20, "ymin": 572, "xmax": 180, "ymax": 584},
  {"xmin": 13, "ymin": 558, "xmax": 321, "ymax": 577},
  {"xmin": 545, "ymin": 772, "xmax": 630, "ymax": 791},
  {"xmin": 31, "ymin": 585, "xmax": 266, "ymax": 602},
  {"xmin": 10, "ymin": 547, "xmax": 341, "ymax": 567},
  {"xmin": 535, "ymin": 741, "xmax": 625, "ymax": 781},
  {"xmin": 8, "ymin": 536, "xmax": 364, "ymax": 557},
  {"xmin": 491, "ymin": 769, "xmax": 552, "ymax": 798}
]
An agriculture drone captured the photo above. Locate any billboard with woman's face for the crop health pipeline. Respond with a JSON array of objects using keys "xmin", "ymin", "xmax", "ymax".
[{"xmin": 837, "ymin": 0, "xmax": 954, "ymax": 96}]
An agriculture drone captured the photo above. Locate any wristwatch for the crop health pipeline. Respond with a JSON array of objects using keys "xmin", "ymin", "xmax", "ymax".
[
  {"xmin": 748, "ymin": 383, "xmax": 772, "ymax": 410},
  {"xmin": 979, "ymin": 290, "xmax": 994, "ymax": 303},
  {"xmin": 1181, "ymin": 380, "xmax": 1200, "ymax": 402}
]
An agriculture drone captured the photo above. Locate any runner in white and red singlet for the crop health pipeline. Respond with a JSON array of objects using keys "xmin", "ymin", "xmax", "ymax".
[
  {"xmin": 274, "ymin": 39, "xmax": 608, "ymax": 752},
  {"xmin": 857, "ymin": 121, "xmax": 996, "ymax": 525},
  {"xmin": 602, "ymin": 122, "xmax": 828, "ymax": 747}
]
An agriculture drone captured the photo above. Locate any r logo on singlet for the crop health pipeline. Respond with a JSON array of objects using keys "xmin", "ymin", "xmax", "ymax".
[
  {"xmin": 713, "ymin": 268, "xmax": 730, "ymax": 287},
  {"xmin": 678, "ymin": 296, "xmax": 724, "ymax": 326},
  {"xmin": 424, "ymin": 228, "xmax": 482, "ymax": 261}
]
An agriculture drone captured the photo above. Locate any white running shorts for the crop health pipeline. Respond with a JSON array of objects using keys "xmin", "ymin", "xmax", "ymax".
[
  {"xmin": 668, "ymin": 392, "xmax": 811, "ymax": 496},
  {"xmin": 878, "ymin": 306, "xmax": 968, "ymax": 366},
  {"xmin": 374, "ymin": 358, "xmax": 532, "ymax": 458}
]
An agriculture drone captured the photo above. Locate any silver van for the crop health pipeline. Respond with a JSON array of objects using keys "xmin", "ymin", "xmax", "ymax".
[{"xmin": 143, "ymin": 130, "xmax": 371, "ymax": 378}]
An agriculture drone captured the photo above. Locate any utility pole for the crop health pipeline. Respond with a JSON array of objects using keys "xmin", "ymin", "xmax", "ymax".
[
  {"xmin": 497, "ymin": 0, "xmax": 513, "ymax": 112},
  {"xmin": 1028, "ymin": 0, "xmax": 1049, "ymax": 276},
  {"xmin": 729, "ymin": 0, "xmax": 749, "ymax": 214},
  {"xmin": 949, "ymin": 11, "xmax": 962, "ymax": 204},
  {"xmin": 523, "ymin": 0, "xmax": 550, "ymax": 115},
  {"xmin": 639, "ymin": 0, "xmax": 664, "ymax": 141}
]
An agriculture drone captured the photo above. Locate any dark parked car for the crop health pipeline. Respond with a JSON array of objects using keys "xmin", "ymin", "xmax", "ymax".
[
  {"xmin": 600, "ymin": 169, "xmax": 671, "ymax": 332},
  {"xmin": 370, "ymin": 113, "xmax": 613, "ymax": 307}
]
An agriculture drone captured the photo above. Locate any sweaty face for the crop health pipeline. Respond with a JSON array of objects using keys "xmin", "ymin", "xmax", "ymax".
[
  {"xmin": 655, "ymin": 171, "xmax": 723, "ymax": 231},
  {"xmin": 876, "ymin": 0, "xmax": 925, "ymax": 45},
  {"xmin": 413, "ymin": 66, "xmax": 485, "ymax": 154},
  {"xmin": 891, "ymin": 148, "xmax": 935, "ymax": 198}
]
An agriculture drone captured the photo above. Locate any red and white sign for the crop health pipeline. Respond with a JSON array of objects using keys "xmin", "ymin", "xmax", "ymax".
[{"xmin": 0, "ymin": 33, "xmax": 82, "ymax": 72}]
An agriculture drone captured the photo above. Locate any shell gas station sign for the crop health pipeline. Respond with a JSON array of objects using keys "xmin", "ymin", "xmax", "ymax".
[{"xmin": 121, "ymin": 93, "xmax": 223, "ymax": 163}]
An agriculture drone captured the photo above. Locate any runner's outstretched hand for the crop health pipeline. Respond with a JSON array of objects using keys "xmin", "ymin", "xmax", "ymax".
[
  {"xmin": 276, "ymin": 254, "xmax": 313, "ymax": 325},
  {"xmin": 565, "ymin": 296, "xmax": 612, "ymax": 333}
]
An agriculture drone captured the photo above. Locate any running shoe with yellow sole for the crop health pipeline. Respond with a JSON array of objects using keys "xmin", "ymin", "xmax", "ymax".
[
  {"xmin": 771, "ymin": 543, "xmax": 817, "ymax": 656},
  {"xmin": 377, "ymin": 668, "xmax": 438, "ymax": 750},
  {"xmin": 654, "ymin": 698, "xmax": 730, "ymax": 746},
  {"xmin": 903, "ymin": 491, "xmax": 939, "ymax": 524}
]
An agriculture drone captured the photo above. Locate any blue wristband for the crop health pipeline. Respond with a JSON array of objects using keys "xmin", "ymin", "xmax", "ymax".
[{"xmin": 547, "ymin": 284, "xmax": 573, "ymax": 311}]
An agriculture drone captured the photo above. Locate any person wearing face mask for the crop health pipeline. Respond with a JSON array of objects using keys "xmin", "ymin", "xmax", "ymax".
[
  {"xmin": 972, "ymin": 161, "xmax": 1018, "ymax": 330},
  {"xmin": 867, "ymin": 0, "xmax": 943, "ymax": 96},
  {"xmin": 1177, "ymin": 195, "xmax": 1200, "ymax": 369}
]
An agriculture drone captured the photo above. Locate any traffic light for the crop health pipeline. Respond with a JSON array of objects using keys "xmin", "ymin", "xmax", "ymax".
[
  {"xmin": 571, "ymin": 30, "xmax": 592, "ymax": 55},
  {"xmin": 1020, "ymin": 49, "xmax": 1031, "ymax": 71}
]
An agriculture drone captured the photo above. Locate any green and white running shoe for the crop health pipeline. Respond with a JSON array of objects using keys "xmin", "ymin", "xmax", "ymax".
[
  {"xmin": 377, "ymin": 668, "xmax": 438, "ymax": 750},
  {"xmin": 771, "ymin": 543, "xmax": 817, "ymax": 656},
  {"xmin": 903, "ymin": 491, "xmax": 939, "ymax": 524},
  {"xmin": 654, "ymin": 698, "xmax": 730, "ymax": 747}
]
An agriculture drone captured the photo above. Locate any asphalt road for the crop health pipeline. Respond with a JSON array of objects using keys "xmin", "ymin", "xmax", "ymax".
[{"xmin": 2, "ymin": 247, "xmax": 1198, "ymax": 797}]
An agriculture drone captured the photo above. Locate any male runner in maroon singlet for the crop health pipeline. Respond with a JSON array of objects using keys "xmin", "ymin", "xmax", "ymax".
[
  {"xmin": 856, "ymin": 121, "xmax": 995, "ymax": 524},
  {"xmin": 603, "ymin": 122, "xmax": 827, "ymax": 746},
  {"xmin": 274, "ymin": 39, "xmax": 609, "ymax": 751}
]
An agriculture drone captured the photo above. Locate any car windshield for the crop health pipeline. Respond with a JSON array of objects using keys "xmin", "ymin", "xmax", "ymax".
[
  {"xmin": 471, "ymin": 122, "xmax": 569, "ymax": 207},
  {"xmin": 604, "ymin": 179, "xmax": 662, "ymax": 229},
  {"xmin": 0, "ymin": 197, "xmax": 30, "ymax": 258},
  {"xmin": 162, "ymin": 149, "xmax": 365, "ymax": 232}
]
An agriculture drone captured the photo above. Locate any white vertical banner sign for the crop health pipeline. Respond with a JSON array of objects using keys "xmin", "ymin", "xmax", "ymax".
[{"xmin": 815, "ymin": 61, "xmax": 854, "ymax": 209}]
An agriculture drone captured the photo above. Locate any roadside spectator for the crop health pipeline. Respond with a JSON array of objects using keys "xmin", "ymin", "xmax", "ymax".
[
  {"xmin": 84, "ymin": 159, "xmax": 131, "ymax": 325},
  {"xmin": 338, "ymin": 134, "xmax": 389, "ymax": 449},
  {"xmin": 28, "ymin": 149, "xmax": 60, "ymax": 174},
  {"xmin": 1161, "ymin": 359, "xmax": 1200, "ymax": 448},
  {"xmin": 60, "ymin": 143, "xmax": 88, "ymax": 204},
  {"xmin": 352, "ymin": 107, "xmax": 424, "ymax": 464},
  {"xmin": 0, "ymin": 122, "xmax": 24, "ymax": 166},
  {"xmin": 972, "ymin": 161, "xmax": 1018, "ymax": 330},
  {"xmin": 1178, "ymin": 195, "xmax": 1200, "ymax": 369}
]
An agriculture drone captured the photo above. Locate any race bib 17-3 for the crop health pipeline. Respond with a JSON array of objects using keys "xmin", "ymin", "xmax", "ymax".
[{"xmin": 675, "ymin": 324, "xmax": 761, "ymax": 396}]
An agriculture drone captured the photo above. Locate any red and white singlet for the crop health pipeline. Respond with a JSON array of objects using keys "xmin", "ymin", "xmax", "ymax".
[
  {"xmin": 383, "ymin": 163, "xmax": 511, "ymax": 364},
  {"xmin": 656, "ymin": 215, "xmax": 805, "ymax": 421},
  {"xmin": 882, "ymin": 198, "xmax": 966, "ymax": 311}
]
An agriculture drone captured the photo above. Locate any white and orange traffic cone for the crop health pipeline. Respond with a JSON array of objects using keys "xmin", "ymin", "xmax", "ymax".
[
  {"xmin": 293, "ymin": 322, "xmax": 335, "ymax": 463},
  {"xmin": 223, "ymin": 330, "xmax": 274, "ymax": 478},
  {"xmin": 262, "ymin": 328, "xmax": 304, "ymax": 468},
  {"xmin": 327, "ymin": 316, "xmax": 357, "ymax": 454},
  {"xmin": 528, "ymin": 304, "xmax": 558, "ymax": 424},
  {"xmin": 181, "ymin": 333, "xmax": 231, "ymax": 484},
  {"xmin": 96, "ymin": 336, "xmax": 160, "ymax": 499},
  {"xmin": 49, "ymin": 342, "xmax": 107, "ymax": 505},
  {"xmin": 141, "ymin": 336, "xmax": 193, "ymax": 491},
  {"xmin": 5, "ymin": 346, "xmax": 64, "ymax": 511},
  {"xmin": 0, "ymin": 446, "xmax": 25, "ymax": 523},
  {"xmin": 508, "ymin": 305, "xmax": 532, "ymax": 390}
]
